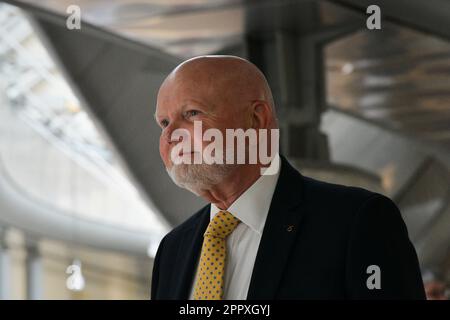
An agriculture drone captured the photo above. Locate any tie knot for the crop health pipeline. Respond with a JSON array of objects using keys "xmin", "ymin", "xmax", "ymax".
[{"xmin": 204, "ymin": 210, "xmax": 240, "ymax": 239}]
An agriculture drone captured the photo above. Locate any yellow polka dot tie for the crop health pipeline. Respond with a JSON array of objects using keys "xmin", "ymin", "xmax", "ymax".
[{"xmin": 193, "ymin": 210, "xmax": 240, "ymax": 300}]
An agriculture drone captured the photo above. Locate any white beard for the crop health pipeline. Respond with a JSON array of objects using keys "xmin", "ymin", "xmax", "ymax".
[{"xmin": 166, "ymin": 163, "xmax": 236, "ymax": 196}]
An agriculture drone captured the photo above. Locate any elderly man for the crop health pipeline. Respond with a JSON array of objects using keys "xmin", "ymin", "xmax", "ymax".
[{"xmin": 151, "ymin": 55, "xmax": 425, "ymax": 300}]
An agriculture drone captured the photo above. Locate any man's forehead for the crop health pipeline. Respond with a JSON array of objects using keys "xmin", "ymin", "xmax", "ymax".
[
  {"xmin": 156, "ymin": 77, "xmax": 218, "ymax": 114},
  {"xmin": 156, "ymin": 80, "xmax": 189, "ymax": 112},
  {"xmin": 158, "ymin": 73, "xmax": 207, "ymax": 101}
]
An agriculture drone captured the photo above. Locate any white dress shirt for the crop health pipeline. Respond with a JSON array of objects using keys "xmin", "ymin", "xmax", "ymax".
[{"xmin": 188, "ymin": 158, "xmax": 281, "ymax": 299}]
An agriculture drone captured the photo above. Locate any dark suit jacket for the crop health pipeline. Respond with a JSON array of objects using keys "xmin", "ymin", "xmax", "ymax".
[{"xmin": 151, "ymin": 155, "xmax": 425, "ymax": 299}]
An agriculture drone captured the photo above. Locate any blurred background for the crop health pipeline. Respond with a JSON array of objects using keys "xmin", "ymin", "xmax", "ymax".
[{"xmin": 0, "ymin": 0, "xmax": 449, "ymax": 299}]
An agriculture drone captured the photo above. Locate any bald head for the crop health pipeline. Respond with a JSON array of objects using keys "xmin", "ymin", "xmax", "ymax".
[{"xmin": 157, "ymin": 55, "xmax": 276, "ymax": 123}]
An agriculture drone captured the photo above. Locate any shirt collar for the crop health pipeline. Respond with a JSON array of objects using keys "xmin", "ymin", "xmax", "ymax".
[{"xmin": 210, "ymin": 154, "xmax": 281, "ymax": 235}]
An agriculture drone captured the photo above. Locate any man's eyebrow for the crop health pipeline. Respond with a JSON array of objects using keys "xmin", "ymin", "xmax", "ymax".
[
  {"xmin": 181, "ymin": 102, "xmax": 211, "ymax": 113},
  {"xmin": 154, "ymin": 103, "xmax": 203, "ymax": 123}
]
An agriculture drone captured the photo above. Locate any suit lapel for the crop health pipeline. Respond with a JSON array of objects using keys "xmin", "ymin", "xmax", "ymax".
[
  {"xmin": 172, "ymin": 205, "xmax": 210, "ymax": 299},
  {"xmin": 247, "ymin": 156, "xmax": 306, "ymax": 299}
]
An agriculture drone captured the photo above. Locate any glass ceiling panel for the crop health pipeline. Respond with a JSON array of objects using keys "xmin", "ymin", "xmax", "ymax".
[{"xmin": 0, "ymin": 3, "xmax": 169, "ymax": 237}]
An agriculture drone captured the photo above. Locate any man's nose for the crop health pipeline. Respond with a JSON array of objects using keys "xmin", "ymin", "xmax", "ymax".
[
  {"xmin": 161, "ymin": 127, "xmax": 174, "ymax": 144},
  {"xmin": 161, "ymin": 122, "xmax": 183, "ymax": 144}
]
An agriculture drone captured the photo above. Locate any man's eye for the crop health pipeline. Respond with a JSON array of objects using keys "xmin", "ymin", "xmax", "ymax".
[{"xmin": 186, "ymin": 110, "xmax": 201, "ymax": 117}]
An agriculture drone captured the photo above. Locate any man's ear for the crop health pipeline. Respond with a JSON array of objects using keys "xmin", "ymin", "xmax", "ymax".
[{"xmin": 251, "ymin": 100, "xmax": 271, "ymax": 129}]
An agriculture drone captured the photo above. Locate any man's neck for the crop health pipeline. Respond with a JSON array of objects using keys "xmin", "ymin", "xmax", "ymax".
[{"xmin": 199, "ymin": 164, "xmax": 262, "ymax": 210}]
